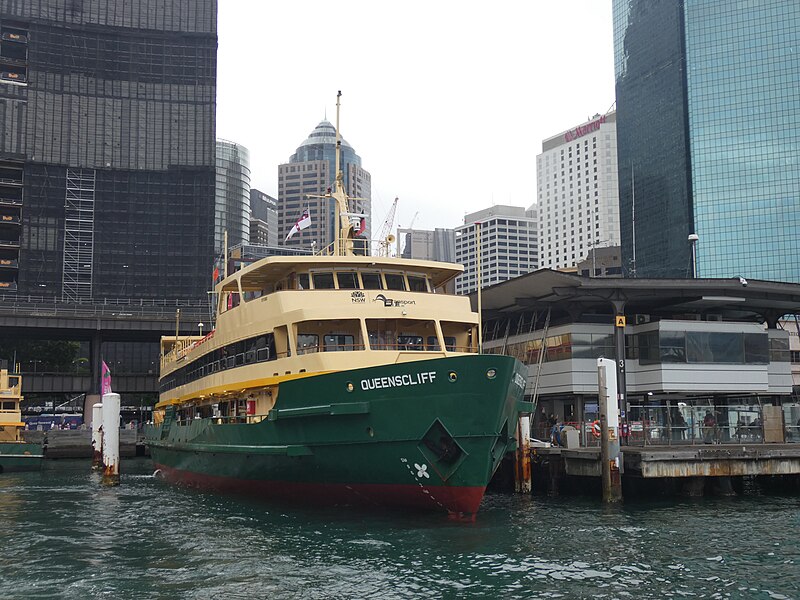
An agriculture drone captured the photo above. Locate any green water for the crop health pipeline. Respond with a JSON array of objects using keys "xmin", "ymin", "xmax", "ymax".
[{"xmin": 1, "ymin": 459, "xmax": 798, "ymax": 599}]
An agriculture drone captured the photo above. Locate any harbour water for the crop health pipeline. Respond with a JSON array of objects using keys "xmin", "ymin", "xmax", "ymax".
[{"xmin": 1, "ymin": 459, "xmax": 798, "ymax": 599}]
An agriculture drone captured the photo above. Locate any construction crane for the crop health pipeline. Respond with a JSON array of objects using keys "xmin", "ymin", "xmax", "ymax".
[
  {"xmin": 376, "ymin": 197, "xmax": 398, "ymax": 257},
  {"xmin": 399, "ymin": 211, "xmax": 420, "ymax": 256}
]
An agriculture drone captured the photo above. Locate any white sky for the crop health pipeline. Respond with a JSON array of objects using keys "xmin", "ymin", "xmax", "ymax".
[{"xmin": 216, "ymin": 1, "xmax": 616, "ymax": 232}]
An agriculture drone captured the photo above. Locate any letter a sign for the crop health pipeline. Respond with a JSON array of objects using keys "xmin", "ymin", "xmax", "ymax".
[{"xmin": 615, "ymin": 315, "xmax": 626, "ymax": 328}]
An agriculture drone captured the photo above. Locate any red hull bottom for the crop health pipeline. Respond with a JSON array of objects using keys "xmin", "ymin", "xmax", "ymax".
[{"xmin": 153, "ymin": 463, "xmax": 486, "ymax": 520}]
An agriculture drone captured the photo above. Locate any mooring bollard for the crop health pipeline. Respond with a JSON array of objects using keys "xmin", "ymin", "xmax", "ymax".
[
  {"xmin": 91, "ymin": 402, "xmax": 103, "ymax": 471},
  {"xmin": 101, "ymin": 393, "xmax": 120, "ymax": 486}
]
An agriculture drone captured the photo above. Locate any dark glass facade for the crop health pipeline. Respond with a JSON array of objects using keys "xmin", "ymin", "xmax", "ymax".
[
  {"xmin": 0, "ymin": 0, "xmax": 217, "ymax": 300},
  {"xmin": 613, "ymin": 0, "xmax": 800, "ymax": 282}
]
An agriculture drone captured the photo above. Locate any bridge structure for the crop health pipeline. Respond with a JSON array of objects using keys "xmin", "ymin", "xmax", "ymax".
[{"xmin": 0, "ymin": 294, "xmax": 210, "ymax": 408}]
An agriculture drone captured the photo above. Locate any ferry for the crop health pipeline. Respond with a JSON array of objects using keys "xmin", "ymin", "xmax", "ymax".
[
  {"xmin": 145, "ymin": 94, "xmax": 530, "ymax": 518},
  {"xmin": 0, "ymin": 362, "xmax": 44, "ymax": 473}
]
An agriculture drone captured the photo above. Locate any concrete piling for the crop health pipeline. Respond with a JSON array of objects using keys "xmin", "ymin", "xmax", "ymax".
[
  {"xmin": 91, "ymin": 402, "xmax": 103, "ymax": 471},
  {"xmin": 101, "ymin": 393, "xmax": 120, "ymax": 486}
]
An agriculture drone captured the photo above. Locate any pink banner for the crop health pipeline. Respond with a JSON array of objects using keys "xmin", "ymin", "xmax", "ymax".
[{"xmin": 101, "ymin": 360, "xmax": 113, "ymax": 395}]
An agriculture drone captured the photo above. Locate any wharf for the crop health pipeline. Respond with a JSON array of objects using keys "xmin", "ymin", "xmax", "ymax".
[
  {"xmin": 22, "ymin": 429, "xmax": 145, "ymax": 459},
  {"xmin": 532, "ymin": 444, "xmax": 800, "ymax": 496}
]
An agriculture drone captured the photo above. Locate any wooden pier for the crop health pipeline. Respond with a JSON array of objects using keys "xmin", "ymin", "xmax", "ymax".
[{"xmin": 532, "ymin": 444, "xmax": 800, "ymax": 497}]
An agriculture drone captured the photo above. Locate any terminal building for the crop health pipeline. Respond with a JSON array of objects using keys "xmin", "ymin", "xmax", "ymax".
[{"xmin": 479, "ymin": 270, "xmax": 800, "ymax": 445}]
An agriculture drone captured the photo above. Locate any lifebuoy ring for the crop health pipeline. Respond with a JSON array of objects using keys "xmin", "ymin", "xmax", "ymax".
[{"xmin": 591, "ymin": 420, "xmax": 601, "ymax": 438}]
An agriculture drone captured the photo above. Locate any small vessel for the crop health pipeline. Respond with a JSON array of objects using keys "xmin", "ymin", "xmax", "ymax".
[
  {"xmin": 145, "ymin": 94, "xmax": 529, "ymax": 518},
  {"xmin": 0, "ymin": 362, "xmax": 44, "ymax": 473}
]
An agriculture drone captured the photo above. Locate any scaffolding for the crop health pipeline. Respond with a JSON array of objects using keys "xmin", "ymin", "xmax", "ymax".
[{"xmin": 62, "ymin": 168, "xmax": 95, "ymax": 301}]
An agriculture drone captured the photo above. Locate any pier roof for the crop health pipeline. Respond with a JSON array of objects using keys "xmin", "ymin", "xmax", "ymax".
[{"xmin": 475, "ymin": 269, "xmax": 800, "ymax": 323}]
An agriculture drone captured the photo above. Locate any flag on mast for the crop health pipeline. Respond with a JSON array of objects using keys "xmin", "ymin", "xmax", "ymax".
[
  {"xmin": 285, "ymin": 208, "xmax": 311, "ymax": 241},
  {"xmin": 101, "ymin": 360, "xmax": 113, "ymax": 395}
]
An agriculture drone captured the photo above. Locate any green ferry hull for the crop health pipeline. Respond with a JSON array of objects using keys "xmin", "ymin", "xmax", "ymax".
[
  {"xmin": 147, "ymin": 355, "xmax": 529, "ymax": 518},
  {"xmin": 0, "ymin": 442, "xmax": 44, "ymax": 473}
]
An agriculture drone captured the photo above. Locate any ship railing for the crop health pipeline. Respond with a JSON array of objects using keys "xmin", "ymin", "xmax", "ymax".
[
  {"xmin": 367, "ymin": 343, "xmax": 475, "ymax": 353},
  {"xmin": 296, "ymin": 343, "xmax": 367, "ymax": 355},
  {"xmin": 174, "ymin": 415, "xmax": 266, "ymax": 426}
]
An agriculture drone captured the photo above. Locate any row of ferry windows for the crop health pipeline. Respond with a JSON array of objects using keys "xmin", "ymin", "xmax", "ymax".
[{"xmin": 298, "ymin": 271, "xmax": 429, "ymax": 292}]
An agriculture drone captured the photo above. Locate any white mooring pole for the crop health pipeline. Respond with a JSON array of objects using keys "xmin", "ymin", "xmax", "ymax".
[
  {"xmin": 91, "ymin": 402, "xmax": 103, "ymax": 471},
  {"xmin": 101, "ymin": 393, "xmax": 120, "ymax": 486}
]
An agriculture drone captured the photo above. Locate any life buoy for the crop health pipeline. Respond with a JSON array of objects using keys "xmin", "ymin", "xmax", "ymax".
[{"xmin": 591, "ymin": 420, "xmax": 601, "ymax": 438}]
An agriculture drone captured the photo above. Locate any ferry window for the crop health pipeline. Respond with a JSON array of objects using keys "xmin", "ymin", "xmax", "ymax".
[
  {"xmin": 407, "ymin": 276, "xmax": 428, "ymax": 292},
  {"xmin": 336, "ymin": 272, "xmax": 359, "ymax": 289},
  {"xmin": 312, "ymin": 272, "xmax": 335, "ymax": 289},
  {"xmin": 361, "ymin": 272, "xmax": 383, "ymax": 289},
  {"xmin": 384, "ymin": 273, "xmax": 406, "ymax": 291},
  {"xmin": 298, "ymin": 273, "xmax": 310, "ymax": 289},
  {"xmin": 296, "ymin": 334, "xmax": 319, "ymax": 355},
  {"xmin": 2, "ymin": 401, "xmax": 14, "ymax": 410},
  {"xmin": 324, "ymin": 334, "xmax": 356, "ymax": 351},
  {"xmin": 443, "ymin": 337, "xmax": 457, "ymax": 352},
  {"xmin": 427, "ymin": 336, "xmax": 441, "ymax": 351},
  {"xmin": 398, "ymin": 335, "xmax": 424, "ymax": 350}
]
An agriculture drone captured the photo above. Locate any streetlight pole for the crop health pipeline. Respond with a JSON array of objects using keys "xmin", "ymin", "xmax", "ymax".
[{"xmin": 688, "ymin": 233, "xmax": 699, "ymax": 278}]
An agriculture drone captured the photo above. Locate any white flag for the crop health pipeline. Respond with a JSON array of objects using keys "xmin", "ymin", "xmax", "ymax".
[{"xmin": 285, "ymin": 208, "xmax": 311, "ymax": 241}]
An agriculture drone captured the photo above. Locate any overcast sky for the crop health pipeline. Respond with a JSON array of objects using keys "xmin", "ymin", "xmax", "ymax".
[{"xmin": 216, "ymin": 1, "xmax": 616, "ymax": 233}]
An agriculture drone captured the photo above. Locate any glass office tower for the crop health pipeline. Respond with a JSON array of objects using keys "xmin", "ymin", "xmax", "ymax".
[
  {"xmin": 613, "ymin": 0, "xmax": 800, "ymax": 282},
  {"xmin": 0, "ymin": 1, "xmax": 217, "ymax": 300}
]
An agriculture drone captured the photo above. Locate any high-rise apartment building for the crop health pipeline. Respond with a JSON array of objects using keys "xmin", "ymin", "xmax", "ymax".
[
  {"xmin": 454, "ymin": 205, "xmax": 538, "ymax": 295},
  {"xmin": 537, "ymin": 112, "xmax": 620, "ymax": 271},
  {"xmin": 215, "ymin": 140, "xmax": 250, "ymax": 253},
  {"xmin": 397, "ymin": 228, "xmax": 455, "ymax": 263},
  {"xmin": 249, "ymin": 189, "xmax": 278, "ymax": 247},
  {"xmin": 278, "ymin": 120, "xmax": 370, "ymax": 251},
  {"xmin": 613, "ymin": 0, "xmax": 800, "ymax": 281},
  {"xmin": 0, "ymin": 1, "xmax": 217, "ymax": 300}
]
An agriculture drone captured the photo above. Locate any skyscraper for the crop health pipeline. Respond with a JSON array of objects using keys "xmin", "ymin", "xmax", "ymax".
[
  {"xmin": 537, "ymin": 111, "xmax": 620, "ymax": 271},
  {"xmin": 249, "ymin": 189, "xmax": 278, "ymax": 247},
  {"xmin": 0, "ymin": 1, "xmax": 217, "ymax": 300},
  {"xmin": 278, "ymin": 120, "xmax": 370, "ymax": 251},
  {"xmin": 614, "ymin": 0, "xmax": 800, "ymax": 281},
  {"xmin": 454, "ymin": 205, "xmax": 538, "ymax": 296},
  {"xmin": 215, "ymin": 139, "xmax": 251, "ymax": 254}
]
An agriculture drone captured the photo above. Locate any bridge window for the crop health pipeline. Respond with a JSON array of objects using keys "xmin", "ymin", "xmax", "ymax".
[
  {"xmin": 312, "ymin": 272, "xmax": 335, "ymax": 289},
  {"xmin": 336, "ymin": 271, "xmax": 359, "ymax": 289},
  {"xmin": 384, "ymin": 273, "xmax": 406, "ymax": 291},
  {"xmin": 361, "ymin": 272, "xmax": 383, "ymax": 290},
  {"xmin": 407, "ymin": 275, "xmax": 428, "ymax": 292},
  {"xmin": 298, "ymin": 273, "xmax": 310, "ymax": 289}
]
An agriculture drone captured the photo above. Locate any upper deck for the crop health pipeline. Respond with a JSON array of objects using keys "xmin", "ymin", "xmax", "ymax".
[{"xmin": 159, "ymin": 254, "xmax": 478, "ymax": 387}]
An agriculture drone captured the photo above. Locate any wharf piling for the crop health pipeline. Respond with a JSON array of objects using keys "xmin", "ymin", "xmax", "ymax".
[
  {"xmin": 101, "ymin": 393, "xmax": 120, "ymax": 486},
  {"xmin": 91, "ymin": 402, "xmax": 102, "ymax": 471}
]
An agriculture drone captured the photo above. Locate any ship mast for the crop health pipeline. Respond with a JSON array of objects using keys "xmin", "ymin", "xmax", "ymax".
[{"xmin": 332, "ymin": 90, "xmax": 354, "ymax": 256}]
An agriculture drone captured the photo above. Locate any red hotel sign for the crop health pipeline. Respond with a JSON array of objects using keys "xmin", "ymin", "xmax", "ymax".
[{"xmin": 564, "ymin": 115, "xmax": 606, "ymax": 143}]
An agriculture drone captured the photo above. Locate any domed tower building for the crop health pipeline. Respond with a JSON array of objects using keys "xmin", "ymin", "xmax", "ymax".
[{"xmin": 278, "ymin": 120, "xmax": 371, "ymax": 253}]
